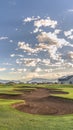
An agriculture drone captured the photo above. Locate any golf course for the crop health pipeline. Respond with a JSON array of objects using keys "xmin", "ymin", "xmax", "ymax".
[{"xmin": 0, "ymin": 83, "xmax": 73, "ymax": 130}]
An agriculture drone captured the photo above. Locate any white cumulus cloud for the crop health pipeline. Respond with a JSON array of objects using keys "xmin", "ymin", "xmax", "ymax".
[
  {"xmin": 34, "ymin": 17, "xmax": 57, "ymax": 29},
  {"xmin": 64, "ymin": 29, "xmax": 73, "ymax": 37}
]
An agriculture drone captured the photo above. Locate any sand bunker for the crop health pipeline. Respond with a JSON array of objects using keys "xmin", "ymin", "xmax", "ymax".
[{"xmin": 0, "ymin": 88, "xmax": 73, "ymax": 115}]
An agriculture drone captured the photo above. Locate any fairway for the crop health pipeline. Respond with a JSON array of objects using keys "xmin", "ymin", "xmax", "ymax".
[{"xmin": 0, "ymin": 84, "xmax": 73, "ymax": 130}]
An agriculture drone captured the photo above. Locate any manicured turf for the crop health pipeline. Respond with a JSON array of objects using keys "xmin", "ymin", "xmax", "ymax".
[
  {"xmin": 53, "ymin": 88, "xmax": 73, "ymax": 99},
  {"xmin": 0, "ymin": 83, "xmax": 73, "ymax": 130}
]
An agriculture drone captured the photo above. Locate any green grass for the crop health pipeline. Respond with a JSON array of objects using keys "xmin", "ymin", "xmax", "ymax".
[
  {"xmin": 51, "ymin": 88, "xmax": 73, "ymax": 99},
  {"xmin": 0, "ymin": 83, "xmax": 73, "ymax": 130},
  {"xmin": 0, "ymin": 104, "xmax": 73, "ymax": 130}
]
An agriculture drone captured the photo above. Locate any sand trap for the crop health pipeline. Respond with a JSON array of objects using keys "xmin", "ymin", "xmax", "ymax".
[
  {"xmin": 13, "ymin": 88, "xmax": 73, "ymax": 115},
  {"xmin": 0, "ymin": 88, "xmax": 73, "ymax": 115}
]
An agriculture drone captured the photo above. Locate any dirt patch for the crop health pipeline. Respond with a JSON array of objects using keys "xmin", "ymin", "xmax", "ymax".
[{"xmin": 12, "ymin": 88, "xmax": 73, "ymax": 115}]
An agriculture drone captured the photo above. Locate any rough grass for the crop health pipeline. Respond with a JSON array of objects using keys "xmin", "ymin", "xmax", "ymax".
[{"xmin": 0, "ymin": 83, "xmax": 73, "ymax": 130}]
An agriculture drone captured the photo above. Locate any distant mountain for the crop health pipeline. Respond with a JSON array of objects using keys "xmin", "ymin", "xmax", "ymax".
[
  {"xmin": 0, "ymin": 79, "xmax": 10, "ymax": 83},
  {"xmin": 58, "ymin": 75, "xmax": 73, "ymax": 84},
  {"xmin": 27, "ymin": 78, "xmax": 57, "ymax": 83},
  {"xmin": 0, "ymin": 79, "xmax": 20, "ymax": 84}
]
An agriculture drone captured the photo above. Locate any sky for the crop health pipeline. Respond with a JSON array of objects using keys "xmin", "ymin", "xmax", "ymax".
[{"xmin": 0, "ymin": 0, "xmax": 73, "ymax": 81}]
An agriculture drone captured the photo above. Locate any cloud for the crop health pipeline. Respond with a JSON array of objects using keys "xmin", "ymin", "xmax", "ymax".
[
  {"xmin": 68, "ymin": 51, "xmax": 73, "ymax": 59},
  {"xmin": 10, "ymin": 54, "xmax": 15, "ymax": 57},
  {"xmin": 68, "ymin": 9, "xmax": 73, "ymax": 12},
  {"xmin": 11, "ymin": 68, "xmax": 15, "ymax": 71},
  {"xmin": 23, "ymin": 16, "xmax": 57, "ymax": 29},
  {"xmin": 0, "ymin": 68, "xmax": 6, "ymax": 71},
  {"xmin": 10, "ymin": 68, "xmax": 27, "ymax": 74},
  {"xmin": 16, "ymin": 58, "xmax": 41, "ymax": 67},
  {"xmin": 35, "ymin": 67, "xmax": 42, "ymax": 72},
  {"xmin": 42, "ymin": 59, "xmax": 50, "ymax": 65},
  {"xmin": 37, "ymin": 31, "xmax": 58, "ymax": 44},
  {"xmin": 64, "ymin": 29, "xmax": 73, "ymax": 40},
  {"xmin": 25, "ymin": 60, "xmax": 37, "ymax": 67},
  {"xmin": 9, "ymin": 16, "xmax": 73, "ymax": 80},
  {"xmin": 33, "ymin": 28, "xmax": 42, "ymax": 33},
  {"xmin": 16, "ymin": 59, "xmax": 22, "ymax": 65},
  {"xmin": 16, "ymin": 57, "xmax": 51, "ymax": 67},
  {"xmin": 18, "ymin": 42, "xmax": 35, "ymax": 53},
  {"xmin": 54, "ymin": 29, "xmax": 61, "ymax": 35},
  {"xmin": 68, "ymin": 35, "xmax": 73, "ymax": 40},
  {"xmin": 10, "ymin": 53, "xmax": 24, "ymax": 58},
  {"xmin": 37, "ymin": 31, "xmax": 69, "ymax": 47},
  {"xmin": 22, "ymin": 72, "xmax": 39, "ymax": 80},
  {"xmin": 37, "ymin": 31, "xmax": 70, "ymax": 61},
  {"xmin": 17, "ymin": 29, "xmax": 73, "ymax": 72},
  {"xmin": 3, "ymin": 62, "xmax": 12, "ymax": 66},
  {"xmin": 21, "ymin": 16, "xmax": 73, "ymax": 63},
  {"xmin": 66, "ymin": 62, "xmax": 73, "ymax": 67},
  {"xmin": 20, "ymin": 60, "xmax": 73, "ymax": 80},
  {"xmin": 0, "ymin": 36, "xmax": 8, "ymax": 40},
  {"xmin": 17, "ymin": 55, "xmax": 24, "ymax": 58},
  {"xmin": 34, "ymin": 17, "xmax": 57, "ymax": 29},
  {"xmin": 35, "ymin": 68, "xmax": 53, "ymax": 73},
  {"xmin": 18, "ymin": 30, "xmax": 70, "ymax": 62},
  {"xmin": 23, "ymin": 16, "xmax": 40, "ymax": 23},
  {"xmin": 9, "ymin": 40, "xmax": 13, "ymax": 43},
  {"xmin": 64, "ymin": 29, "xmax": 73, "ymax": 36},
  {"xmin": 18, "ymin": 41, "xmax": 46, "ymax": 54},
  {"xmin": 22, "ymin": 71, "xmax": 68, "ymax": 81},
  {"xmin": 16, "ymin": 68, "xmax": 26, "ymax": 73}
]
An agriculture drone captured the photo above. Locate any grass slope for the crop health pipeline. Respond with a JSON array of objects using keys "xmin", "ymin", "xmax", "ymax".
[{"xmin": 0, "ymin": 84, "xmax": 73, "ymax": 130}]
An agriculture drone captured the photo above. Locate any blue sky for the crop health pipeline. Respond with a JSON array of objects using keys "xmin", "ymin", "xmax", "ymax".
[{"xmin": 0, "ymin": 0, "xmax": 73, "ymax": 81}]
